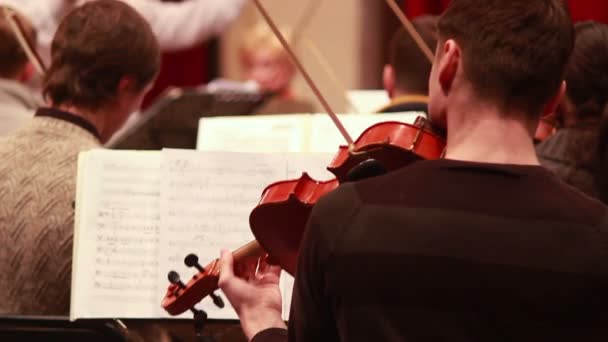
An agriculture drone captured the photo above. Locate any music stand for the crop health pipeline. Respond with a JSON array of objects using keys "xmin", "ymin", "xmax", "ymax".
[
  {"xmin": 0, "ymin": 316, "xmax": 127, "ymax": 342},
  {"xmin": 107, "ymin": 87, "xmax": 267, "ymax": 150}
]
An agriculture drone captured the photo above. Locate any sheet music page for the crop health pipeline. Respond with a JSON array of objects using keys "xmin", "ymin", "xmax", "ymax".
[
  {"xmin": 71, "ymin": 150, "xmax": 162, "ymax": 320},
  {"xmin": 308, "ymin": 113, "xmax": 424, "ymax": 152},
  {"xmin": 159, "ymin": 150, "xmax": 333, "ymax": 320},
  {"xmin": 347, "ymin": 90, "xmax": 390, "ymax": 114},
  {"xmin": 197, "ymin": 114, "xmax": 310, "ymax": 152}
]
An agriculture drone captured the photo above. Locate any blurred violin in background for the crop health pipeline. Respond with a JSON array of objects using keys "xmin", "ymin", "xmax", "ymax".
[{"xmin": 534, "ymin": 115, "xmax": 558, "ymax": 144}]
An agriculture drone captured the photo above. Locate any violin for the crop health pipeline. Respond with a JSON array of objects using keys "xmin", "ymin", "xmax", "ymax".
[
  {"xmin": 161, "ymin": 0, "xmax": 444, "ymax": 316},
  {"xmin": 161, "ymin": 117, "xmax": 445, "ymax": 315},
  {"xmin": 250, "ymin": 117, "xmax": 445, "ymax": 275}
]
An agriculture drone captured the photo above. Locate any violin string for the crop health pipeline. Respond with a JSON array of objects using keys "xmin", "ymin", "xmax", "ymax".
[
  {"xmin": 2, "ymin": 7, "xmax": 47, "ymax": 75},
  {"xmin": 302, "ymin": 37, "xmax": 360, "ymax": 114},
  {"xmin": 384, "ymin": 0, "xmax": 435, "ymax": 64},
  {"xmin": 252, "ymin": 0, "xmax": 354, "ymax": 145}
]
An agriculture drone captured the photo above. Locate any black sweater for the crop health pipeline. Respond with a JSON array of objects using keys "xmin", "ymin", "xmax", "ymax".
[{"xmin": 254, "ymin": 159, "xmax": 608, "ymax": 342}]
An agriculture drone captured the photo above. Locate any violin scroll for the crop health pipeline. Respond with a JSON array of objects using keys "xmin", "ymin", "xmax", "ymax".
[{"xmin": 161, "ymin": 241, "xmax": 266, "ymax": 316}]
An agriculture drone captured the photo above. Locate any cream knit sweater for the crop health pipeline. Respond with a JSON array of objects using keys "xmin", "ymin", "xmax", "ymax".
[{"xmin": 0, "ymin": 116, "xmax": 100, "ymax": 315}]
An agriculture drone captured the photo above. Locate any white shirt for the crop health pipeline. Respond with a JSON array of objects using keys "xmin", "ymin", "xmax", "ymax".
[{"xmin": 0, "ymin": 0, "xmax": 245, "ymax": 61}]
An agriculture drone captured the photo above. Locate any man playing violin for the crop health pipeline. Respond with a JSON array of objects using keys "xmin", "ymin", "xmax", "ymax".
[{"xmin": 219, "ymin": 0, "xmax": 608, "ymax": 341}]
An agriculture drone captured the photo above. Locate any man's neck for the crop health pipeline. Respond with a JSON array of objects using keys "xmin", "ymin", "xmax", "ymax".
[
  {"xmin": 443, "ymin": 102, "xmax": 540, "ymax": 166},
  {"xmin": 56, "ymin": 104, "xmax": 106, "ymax": 141}
]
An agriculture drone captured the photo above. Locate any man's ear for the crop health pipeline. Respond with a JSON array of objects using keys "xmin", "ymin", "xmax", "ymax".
[
  {"xmin": 18, "ymin": 62, "xmax": 35, "ymax": 83},
  {"xmin": 117, "ymin": 75, "xmax": 137, "ymax": 94},
  {"xmin": 383, "ymin": 64, "xmax": 396, "ymax": 99},
  {"xmin": 437, "ymin": 40, "xmax": 460, "ymax": 94},
  {"xmin": 542, "ymin": 81, "xmax": 567, "ymax": 117}
]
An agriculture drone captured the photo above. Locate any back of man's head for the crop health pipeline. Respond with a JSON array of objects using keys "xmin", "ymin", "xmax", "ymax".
[
  {"xmin": 0, "ymin": 8, "xmax": 36, "ymax": 81},
  {"xmin": 437, "ymin": 0, "xmax": 573, "ymax": 117},
  {"xmin": 43, "ymin": 0, "xmax": 160, "ymax": 111},
  {"xmin": 387, "ymin": 15, "xmax": 438, "ymax": 96}
]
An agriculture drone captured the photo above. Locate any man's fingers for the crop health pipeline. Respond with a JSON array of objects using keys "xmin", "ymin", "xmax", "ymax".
[
  {"xmin": 218, "ymin": 249, "xmax": 235, "ymax": 288},
  {"xmin": 256, "ymin": 256, "xmax": 282, "ymax": 284},
  {"xmin": 259, "ymin": 256, "xmax": 282, "ymax": 277}
]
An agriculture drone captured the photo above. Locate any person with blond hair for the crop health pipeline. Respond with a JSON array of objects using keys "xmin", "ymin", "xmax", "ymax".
[{"xmin": 239, "ymin": 23, "xmax": 314, "ymax": 114}]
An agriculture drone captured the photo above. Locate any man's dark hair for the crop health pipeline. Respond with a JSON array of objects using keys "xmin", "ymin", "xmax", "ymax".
[
  {"xmin": 566, "ymin": 21, "xmax": 608, "ymax": 120},
  {"xmin": 43, "ymin": 0, "xmax": 160, "ymax": 110},
  {"xmin": 388, "ymin": 15, "xmax": 438, "ymax": 95},
  {"xmin": 564, "ymin": 21, "xmax": 608, "ymax": 204},
  {"xmin": 0, "ymin": 8, "xmax": 36, "ymax": 79},
  {"xmin": 438, "ymin": 0, "xmax": 574, "ymax": 117}
]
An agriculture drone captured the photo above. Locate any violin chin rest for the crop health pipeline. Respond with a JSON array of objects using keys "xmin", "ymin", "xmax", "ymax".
[{"xmin": 346, "ymin": 159, "xmax": 388, "ymax": 182}]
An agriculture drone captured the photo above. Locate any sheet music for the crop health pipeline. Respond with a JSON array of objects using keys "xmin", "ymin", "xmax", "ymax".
[
  {"xmin": 197, "ymin": 114, "xmax": 309, "ymax": 152},
  {"xmin": 347, "ymin": 90, "xmax": 390, "ymax": 114},
  {"xmin": 71, "ymin": 149, "xmax": 333, "ymax": 320},
  {"xmin": 71, "ymin": 150, "xmax": 161, "ymax": 319},
  {"xmin": 308, "ymin": 112, "xmax": 424, "ymax": 152}
]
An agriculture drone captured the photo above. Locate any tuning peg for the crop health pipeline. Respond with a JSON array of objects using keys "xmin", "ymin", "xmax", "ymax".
[
  {"xmin": 210, "ymin": 292, "xmax": 225, "ymax": 308},
  {"xmin": 190, "ymin": 308, "xmax": 208, "ymax": 337},
  {"xmin": 168, "ymin": 271, "xmax": 186, "ymax": 289},
  {"xmin": 190, "ymin": 307, "xmax": 208, "ymax": 319},
  {"xmin": 184, "ymin": 253, "xmax": 206, "ymax": 273}
]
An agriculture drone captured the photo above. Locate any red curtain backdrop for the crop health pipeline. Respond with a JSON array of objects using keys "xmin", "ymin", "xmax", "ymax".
[
  {"xmin": 403, "ymin": 0, "xmax": 608, "ymax": 23},
  {"xmin": 143, "ymin": 46, "xmax": 209, "ymax": 108},
  {"xmin": 143, "ymin": 0, "xmax": 211, "ymax": 108}
]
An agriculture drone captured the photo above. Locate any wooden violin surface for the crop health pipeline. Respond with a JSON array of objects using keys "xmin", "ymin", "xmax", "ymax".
[
  {"xmin": 250, "ymin": 174, "xmax": 339, "ymax": 275},
  {"xmin": 328, "ymin": 120, "xmax": 446, "ymax": 182}
]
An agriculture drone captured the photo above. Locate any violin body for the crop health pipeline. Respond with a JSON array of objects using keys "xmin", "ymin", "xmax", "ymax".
[
  {"xmin": 250, "ymin": 174, "xmax": 339, "ymax": 275},
  {"xmin": 250, "ymin": 117, "xmax": 445, "ymax": 275}
]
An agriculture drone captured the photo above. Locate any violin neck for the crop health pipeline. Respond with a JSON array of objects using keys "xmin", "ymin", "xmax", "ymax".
[
  {"xmin": 229, "ymin": 240, "xmax": 268, "ymax": 277},
  {"xmin": 233, "ymin": 240, "xmax": 265, "ymax": 260}
]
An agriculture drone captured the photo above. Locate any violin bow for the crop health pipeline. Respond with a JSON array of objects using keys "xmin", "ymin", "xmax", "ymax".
[
  {"xmin": 291, "ymin": 0, "xmax": 360, "ymax": 114},
  {"xmin": 2, "ymin": 7, "xmax": 47, "ymax": 75},
  {"xmin": 252, "ymin": 0, "xmax": 354, "ymax": 146},
  {"xmin": 384, "ymin": 0, "xmax": 434, "ymax": 64},
  {"xmin": 291, "ymin": 0, "xmax": 323, "ymax": 46},
  {"xmin": 301, "ymin": 37, "xmax": 360, "ymax": 114}
]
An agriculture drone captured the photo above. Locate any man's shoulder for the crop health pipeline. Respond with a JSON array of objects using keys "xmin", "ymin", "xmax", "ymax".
[
  {"xmin": 312, "ymin": 161, "xmax": 434, "ymax": 222},
  {"xmin": 549, "ymin": 177, "xmax": 608, "ymax": 226}
]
